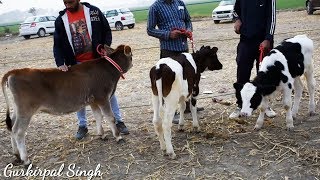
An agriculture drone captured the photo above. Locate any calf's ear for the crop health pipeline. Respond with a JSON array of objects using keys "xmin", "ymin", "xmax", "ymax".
[
  {"xmin": 103, "ymin": 45, "xmax": 115, "ymax": 55},
  {"xmin": 124, "ymin": 45, "xmax": 132, "ymax": 56},
  {"xmin": 211, "ymin": 47, "xmax": 218, "ymax": 53},
  {"xmin": 233, "ymin": 82, "xmax": 243, "ymax": 91}
]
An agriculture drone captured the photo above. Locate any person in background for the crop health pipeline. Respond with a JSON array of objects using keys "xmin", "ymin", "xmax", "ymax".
[
  {"xmin": 53, "ymin": 0, "xmax": 129, "ymax": 139},
  {"xmin": 147, "ymin": 0, "xmax": 204, "ymax": 124},
  {"xmin": 229, "ymin": 0, "xmax": 277, "ymax": 119}
]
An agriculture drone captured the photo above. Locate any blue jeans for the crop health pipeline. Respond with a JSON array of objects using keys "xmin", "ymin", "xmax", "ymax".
[{"xmin": 77, "ymin": 95, "xmax": 123, "ymax": 127}]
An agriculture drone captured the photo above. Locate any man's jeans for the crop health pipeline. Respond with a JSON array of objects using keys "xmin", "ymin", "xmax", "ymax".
[{"xmin": 77, "ymin": 95, "xmax": 123, "ymax": 127}]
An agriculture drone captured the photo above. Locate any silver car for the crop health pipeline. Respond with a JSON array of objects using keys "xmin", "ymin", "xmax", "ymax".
[
  {"xmin": 104, "ymin": 8, "xmax": 135, "ymax": 31},
  {"xmin": 19, "ymin": 15, "xmax": 56, "ymax": 39},
  {"xmin": 212, "ymin": 0, "xmax": 236, "ymax": 24}
]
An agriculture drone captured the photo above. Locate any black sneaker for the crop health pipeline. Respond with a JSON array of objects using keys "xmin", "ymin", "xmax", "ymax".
[
  {"xmin": 116, "ymin": 122, "xmax": 129, "ymax": 135},
  {"xmin": 75, "ymin": 126, "xmax": 88, "ymax": 140},
  {"xmin": 172, "ymin": 112, "xmax": 180, "ymax": 124}
]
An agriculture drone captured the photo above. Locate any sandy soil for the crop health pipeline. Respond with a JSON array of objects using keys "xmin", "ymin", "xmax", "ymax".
[{"xmin": 0, "ymin": 10, "xmax": 320, "ymax": 179}]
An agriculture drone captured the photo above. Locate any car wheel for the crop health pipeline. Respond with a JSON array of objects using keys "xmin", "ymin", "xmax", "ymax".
[
  {"xmin": 115, "ymin": 22, "xmax": 124, "ymax": 31},
  {"xmin": 214, "ymin": 20, "xmax": 220, "ymax": 24},
  {"xmin": 128, "ymin": 24, "xmax": 135, "ymax": 29},
  {"xmin": 23, "ymin": 35, "xmax": 31, "ymax": 39},
  {"xmin": 307, "ymin": 1, "xmax": 314, "ymax": 15},
  {"xmin": 37, "ymin": 28, "xmax": 46, "ymax": 37}
]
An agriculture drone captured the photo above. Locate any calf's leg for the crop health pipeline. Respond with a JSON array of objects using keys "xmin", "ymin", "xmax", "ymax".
[
  {"xmin": 292, "ymin": 78, "xmax": 303, "ymax": 119},
  {"xmin": 304, "ymin": 70, "xmax": 316, "ymax": 115},
  {"xmin": 90, "ymin": 104, "xmax": 104, "ymax": 139},
  {"xmin": 163, "ymin": 105, "xmax": 176, "ymax": 159},
  {"xmin": 12, "ymin": 113, "xmax": 32, "ymax": 166},
  {"xmin": 283, "ymin": 88, "xmax": 294, "ymax": 130},
  {"xmin": 152, "ymin": 94, "xmax": 166, "ymax": 152},
  {"xmin": 178, "ymin": 98, "xmax": 186, "ymax": 131},
  {"xmin": 190, "ymin": 97, "xmax": 199, "ymax": 132},
  {"xmin": 9, "ymin": 112, "xmax": 21, "ymax": 164},
  {"xmin": 254, "ymin": 98, "xmax": 268, "ymax": 130},
  {"xmin": 99, "ymin": 102, "xmax": 123, "ymax": 142}
]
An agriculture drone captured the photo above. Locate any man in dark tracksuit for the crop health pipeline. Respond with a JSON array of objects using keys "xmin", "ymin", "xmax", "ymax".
[{"xmin": 229, "ymin": 0, "xmax": 277, "ymax": 119}]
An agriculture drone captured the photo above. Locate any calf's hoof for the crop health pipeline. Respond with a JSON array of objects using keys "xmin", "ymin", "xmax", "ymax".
[
  {"xmin": 193, "ymin": 126, "xmax": 200, "ymax": 133},
  {"xmin": 309, "ymin": 111, "xmax": 316, "ymax": 116},
  {"xmin": 161, "ymin": 149, "xmax": 166, "ymax": 155},
  {"xmin": 100, "ymin": 134, "xmax": 108, "ymax": 141},
  {"xmin": 117, "ymin": 139, "xmax": 125, "ymax": 144},
  {"xmin": 12, "ymin": 158, "xmax": 23, "ymax": 166},
  {"xmin": 178, "ymin": 125, "xmax": 184, "ymax": 131},
  {"xmin": 292, "ymin": 115, "xmax": 297, "ymax": 120},
  {"xmin": 286, "ymin": 125, "xmax": 294, "ymax": 131},
  {"xmin": 253, "ymin": 125, "xmax": 262, "ymax": 131},
  {"xmin": 166, "ymin": 152, "xmax": 176, "ymax": 159},
  {"xmin": 24, "ymin": 161, "xmax": 32, "ymax": 169}
]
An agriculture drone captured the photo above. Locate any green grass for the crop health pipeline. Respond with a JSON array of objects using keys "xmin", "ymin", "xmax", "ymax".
[
  {"xmin": 0, "ymin": 24, "xmax": 19, "ymax": 36},
  {"xmin": 0, "ymin": 0, "xmax": 307, "ymax": 36},
  {"xmin": 277, "ymin": 0, "xmax": 305, "ymax": 9},
  {"xmin": 133, "ymin": 0, "xmax": 306, "ymax": 23}
]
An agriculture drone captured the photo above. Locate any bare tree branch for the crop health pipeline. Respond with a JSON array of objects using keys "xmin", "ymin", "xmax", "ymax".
[{"xmin": 28, "ymin": 7, "xmax": 37, "ymax": 16}]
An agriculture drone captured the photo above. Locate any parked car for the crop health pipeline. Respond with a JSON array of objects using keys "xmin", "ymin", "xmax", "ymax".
[
  {"xmin": 19, "ymin": 15, "xmax": 56, "ymax": 39},
  {"xmin": 103, "ymin": 8, "xmax": 135, "ymax": 31},
  {"xmin": 306, "ymin": 0, "xmax": 320, "ymax": 14},
  {"xmin": 212, "ymin": 0, "xmax": 236, "ymax": 24}
]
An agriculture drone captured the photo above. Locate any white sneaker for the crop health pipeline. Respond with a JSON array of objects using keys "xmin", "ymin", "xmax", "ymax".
[
  {"xmin": 229, "ymin": 107, "xmax": 241, "ymax": 119},
  {"xmin": 265, "ymin": 107, "xmax": 276, "ymax": 118}
]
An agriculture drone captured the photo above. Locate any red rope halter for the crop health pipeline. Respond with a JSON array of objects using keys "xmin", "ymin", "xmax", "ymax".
[
  {"xmin": 259, "ymin": 45, "xmax": 271, "ymax": 63},
  {"xmin": 96, "ymin": 44, "xmax": 125, "ymax": 79},
  {"xmin": 172, "ymin": 28, "xmax": 196, "ymax": 53}
]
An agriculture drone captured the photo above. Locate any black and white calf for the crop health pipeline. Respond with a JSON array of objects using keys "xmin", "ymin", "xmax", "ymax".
[
  {"xmin": 149, "ymin": 46, "xmax": 222, "ymax": 159},
  {"xmin": 234, "ymin": 35, "xmax": 315, "ymax": 130}
]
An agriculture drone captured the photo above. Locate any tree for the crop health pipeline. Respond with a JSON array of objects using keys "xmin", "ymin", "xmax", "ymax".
[{"xmin": 28, "ymin": 7, "xmax": 37, "ymax": 16}]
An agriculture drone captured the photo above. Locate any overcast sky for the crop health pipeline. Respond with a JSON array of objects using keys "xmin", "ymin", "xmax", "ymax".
[{"xmin": 0, "ymin": 0, "xmax": 156, "ymax": 15}]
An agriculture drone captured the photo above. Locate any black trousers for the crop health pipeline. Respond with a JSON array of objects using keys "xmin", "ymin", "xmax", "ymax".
[
  {"xmin": 235, "ymin": 39, "xmax": 274, "ymax": 107},
  {"xmin": 160, "ymin": 49, "xmax": 187, "ymax": 59}
]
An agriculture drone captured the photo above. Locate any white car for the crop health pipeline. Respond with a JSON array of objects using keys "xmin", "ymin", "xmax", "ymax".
[
  {"xmin": 19, "ymin": 15, "xmax": 56, "ymax": 39},
  {"xmin": 104, "ymin": 8, "xmax": 135, "ymax": 31},
  {"xmin": 212, "ymin": 0, "xmax": 236, "ymax": 24}
]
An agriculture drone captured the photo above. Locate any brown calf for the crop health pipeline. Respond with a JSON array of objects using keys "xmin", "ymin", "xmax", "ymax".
[{"xmin": 2, "ymin": 45, "xmax": 133, "ymax": 166}]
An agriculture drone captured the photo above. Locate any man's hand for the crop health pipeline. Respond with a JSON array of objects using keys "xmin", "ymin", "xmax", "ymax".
[
  {"xmin": 260, "ymin": 40, "xmax": 271, "ymax": 50},
  {"xmin": 169, "ymin": 29, "xmax": 183, "ymax": 39},
  {"xmin": 234, "ymin": 19, "xmax": 242, "ymax": 34},
  {"xmin": 58, "ymin": 65, "xmax": 69, "ymax": 72}
]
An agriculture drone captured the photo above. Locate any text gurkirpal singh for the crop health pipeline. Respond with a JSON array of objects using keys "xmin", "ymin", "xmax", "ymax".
[{"xmin": 2, "ymin": 163, "xmax": 102, "ymax": 180}]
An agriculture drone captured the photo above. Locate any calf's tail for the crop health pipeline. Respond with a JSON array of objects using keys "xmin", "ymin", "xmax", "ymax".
[
  {"xmin": 2, "ymin": 72, "xmax": 12, "ymax": 131},
  {"xmin": 155, "ymin": 74, "xmax": 164, "ymax": 118}
]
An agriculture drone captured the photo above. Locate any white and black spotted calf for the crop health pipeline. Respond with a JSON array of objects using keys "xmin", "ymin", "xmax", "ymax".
[
  {"xmin": 234, "ymin": 35, "xmax": 315, "ymax": 130},
  {"xmin": 149, "ymin": 46, "xmax": 222, "ymax": 159}
]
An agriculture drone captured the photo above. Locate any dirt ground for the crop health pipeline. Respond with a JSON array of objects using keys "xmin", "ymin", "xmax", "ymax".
[{"xmin": 0, "ymin": 10, "xmax": 320, "ymax": 179}]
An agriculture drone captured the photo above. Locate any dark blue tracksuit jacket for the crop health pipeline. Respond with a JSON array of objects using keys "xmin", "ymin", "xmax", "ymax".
[{"xmin": 234, "ymin": 0, "xmax": 276, "ymax": 41}]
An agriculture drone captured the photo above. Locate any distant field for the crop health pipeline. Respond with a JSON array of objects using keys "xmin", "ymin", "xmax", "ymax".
[
  {"xmin": 0, "ymin": 0, "xmax": 307, "ymax": 36},
  {"xmin": 133, "ymin": 0, "xmax": 306, "ymax": 23},
  {"xmin": 0, "ymin": 25, "xmax": 19, "ymax": 36}
]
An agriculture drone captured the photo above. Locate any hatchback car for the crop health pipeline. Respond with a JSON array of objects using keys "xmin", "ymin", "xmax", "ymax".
[
  {"xmin": 104, "ymin": 8, "xmax": 135, "ymax": 31},
  {"xmin": 19, "ymin": 15, "xmax": 56, "ymax": 39},
  {"xmin": 212, "ymin": 0, "xmax": 236, "ymax": 24},
  {"xmin": 306, "ymin": 0, "xmax": 320, "ymax": 14}
]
